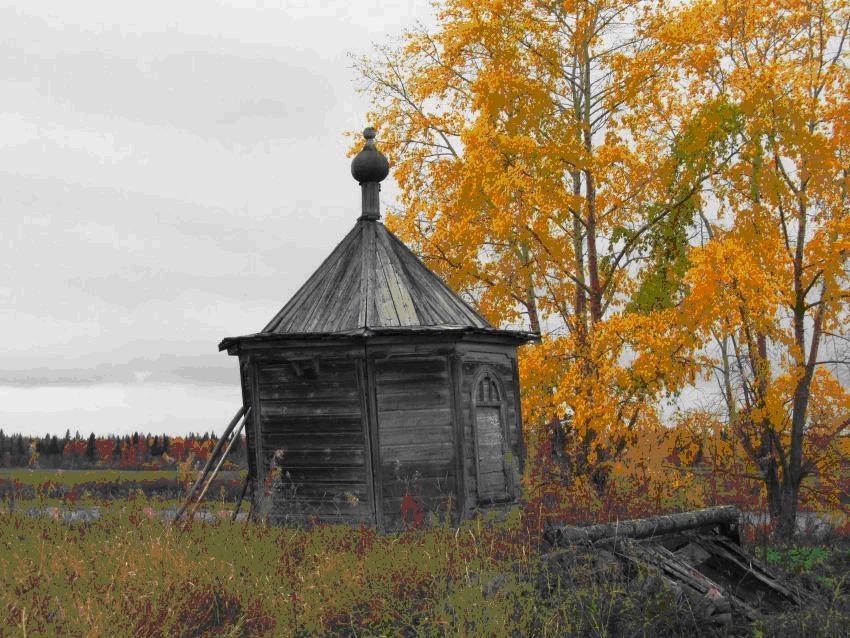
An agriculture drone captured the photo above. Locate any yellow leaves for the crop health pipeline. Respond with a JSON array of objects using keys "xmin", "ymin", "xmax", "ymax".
[
  {"xmin": 518, "ymin": 304, "xmax": 697, "ymax": 472},
  {"xmin": 806, "ymin": 370, "xmax": 850, "ymax": 435},
  {"xmin": 359, "ymin": 0, "xmax": 850, "ymax": 515},
  {"xmin": 684, "ymin": 224, "xmax": 790, "ymax": 339}
]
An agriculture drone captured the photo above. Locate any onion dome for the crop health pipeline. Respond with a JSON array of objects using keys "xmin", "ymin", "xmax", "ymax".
[{"xmin": 350, "ymin": 127, "xmax": 389, "ymax": 185}]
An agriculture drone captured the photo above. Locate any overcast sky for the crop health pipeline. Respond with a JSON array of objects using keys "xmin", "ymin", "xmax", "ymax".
[{"xmin": 1, "ymin": 0, "xmax": 434, "ymax": 437}]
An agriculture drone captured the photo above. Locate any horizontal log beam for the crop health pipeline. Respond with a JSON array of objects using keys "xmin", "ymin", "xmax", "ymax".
[{"xmin": 545, "ymin": 506, "xmax": 740, "ymax": 546}]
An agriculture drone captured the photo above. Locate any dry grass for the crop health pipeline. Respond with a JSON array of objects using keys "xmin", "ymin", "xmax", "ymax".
[{"xmin": 1, "ymin": 501, "xmax": 848, "ymax": 637}]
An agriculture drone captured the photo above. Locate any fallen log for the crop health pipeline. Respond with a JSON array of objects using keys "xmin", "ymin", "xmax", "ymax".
[
  {"xmin": 544, "ymin": 505, "xmax": 739, "ymax": 546},
  {"xmin": 542, "ymin": 506, "xmax": 809, "ymax": 626}
]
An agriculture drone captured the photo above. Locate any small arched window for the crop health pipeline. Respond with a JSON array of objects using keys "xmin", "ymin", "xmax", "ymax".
[
  {"xmin": 476, "ymin": 375, "xmax": 501, "ymax": 405},
  {"xmin": 472, "ymin": 370, "xmax": 511, "ymax": 503}
]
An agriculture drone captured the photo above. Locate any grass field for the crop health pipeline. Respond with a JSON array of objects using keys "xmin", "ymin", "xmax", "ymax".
[
  {"xmin": 1, "ymin": 504, "xmax": 849, "ymax": 637},
  {"xmin": 2, "ymin": 470, "xmax": 850, "ymax": 636},
  {"xmin": 0, "ymin": 468, "xmax": 246, "ymax": 506},
  {"xmin": 0, "ymin": 507, "xmax": 702, "ymax": 637},
  {"xmin": 0, "ymin": 468, "xmax": 181, "ymax": 485}
]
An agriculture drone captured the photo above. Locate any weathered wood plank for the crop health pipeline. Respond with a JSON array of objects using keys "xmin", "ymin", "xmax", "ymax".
[
  {"xmin": 275, "ymin": 449, "xmax": 365, "ymax": 466},
  {"xmin": 477, "ymin": 430, "xmax": 506, "ymax": 447},
  {"xmin": 375, "ymin": 357, "xmax": 447, "ymax": 376},
  {"xmin": 375, "ymin": 379, "xmax": 449, "ymax": 397},
  {"xmin": 380, "ymin": 441, "xmax": 454, "ymax": 462},
  {"xmin": 357, "ymin": 218, "xmax": 373, "ymax": 326},
  {"xmin": 258, "ymin": 356, "xmax": 358, "ymax": 371},
  {"xmin": 259, "ymin": 433, "xmax": 365, "ymax": 449},
  {"xmin": 260, "ymin": 415, "xmax": 364, "ymax": 431},
  {"xmin": 259, "ymin": 395, "xmax": 362, "ymax": 410},
  {"xmin": 370, "ymin": 374, "xmax": 449, "ymax": 391},
  {"xmin": 380, "ymin": 252, "xmax": 442, "ymax": 325},
  {"xmin": 371, "ymin": 247, "xmax": 401, "ymax": 326},
  {"xmin": 326, "ymin": 238, "xmax": 364, "ymax": 333},
  {"xmin": 301, "ymin": 228, "xmax": 362, "ymax": 333},
  {"xmin": 261, "ymin": 432, "xmax": 366, "ymax": 448},
  {"xmin": 261, "ymin": 403, "xmax": 361, "ymax": 418},
  {"xmin": 376, "ymin": 390, "xmax": 450, "ymax": 411},
  {"xmin": 260, "ymin": 381, "xmax": 360, "ymax": 401},
  {"xmin": 239, "ymin": 356, "xmax": 257, "ymax": 482},
  {"xmin": 449, "ymin": 354, "xmax": 468, "ymax": 520},
  {"xmin": 259, "ymin": 387, "xmax": 361, "ymax": 405},
  {"xmin": 257, "ymin": 373, "xmax": 353, "ymax": 388},
  {"xmin": 354, "ymin": 358, "xmax": 377, "ymax": 525},
  {"xmin": 380, "ymin": 463, "xmax": 455, "ymax": 482},
  {"xmin": 381, "ymin": 227, "xmax": 484, "ymax": 326},
  {"xmin": 257, "ymin": 363, "xmax": 357, "ymax": 385},
  {"xmin": 478, "ymin": 469, "xmax": 507, "ymax": 487},
  {"xmin": 374, "ymin": 227, "xmax": 419, "ymax": 325},
  {"xmin": 377, "ymin": 407, "xmax": 452, "ymax": 429},
  {"xmin": 374, "ymin": 239, "xmax": 408, "ymax": 324},
  {"xmin": 274, "ymin": 466, "xmax": 367, "ymax": 483},
  {"xmin": 248, "ymin": 357, "xmax": 264, "ymax": 514},
  {"xmin": 379, "ymin": 427, "xmax": 454, "ymax": 448}
]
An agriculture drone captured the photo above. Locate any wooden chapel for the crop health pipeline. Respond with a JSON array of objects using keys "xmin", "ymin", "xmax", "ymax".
[{"xmin": 219, "ymin": 128, "xmax": 538, "ymax": 528}]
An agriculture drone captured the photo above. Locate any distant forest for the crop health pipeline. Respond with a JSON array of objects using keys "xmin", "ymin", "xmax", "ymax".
[{"xmin": 0, "ymin": 429, "xmax": 248, "ymax": 470}]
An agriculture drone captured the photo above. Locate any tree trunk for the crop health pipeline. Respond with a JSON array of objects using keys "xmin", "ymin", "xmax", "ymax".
[
  {"xmin": 580, "ymin": 37, "xmax": 602, "ymax": 325},
  {"xmin": 516, "ymin": 240, "xmax": 541, "ymax": 334},
  {"xmin": 526, "ymin": 289, "xmax": 541, "ymax": 334},
  {"xmin": 545, "ymin": 505, "xmax": 740, "ymax": 545},
  {"xmin": 762, "ymin": 459, "xmax": 782, "ymax": 520},
  {"xmin": 776, "ymin": 366, "xmax": 814, "ymax": 538},
  {"xmin": 571, "ymin": 170, "xmax": 587, "ymax": 339},
  {"xmin": 777, "ymin": 483, "xmax": 799, "ymax": 538},
  {"xmin": 584, "ymin": 171, "xmax": 602, "ymax": 323},
  {"xmin": 773, "ymin": 186, "xmax": 818, "ymax": 540}
]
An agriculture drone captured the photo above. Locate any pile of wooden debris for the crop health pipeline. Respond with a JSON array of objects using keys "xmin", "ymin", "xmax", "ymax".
[{"xmin": 543, "ymin": 506, "xmax": 809, "ymax": 626}]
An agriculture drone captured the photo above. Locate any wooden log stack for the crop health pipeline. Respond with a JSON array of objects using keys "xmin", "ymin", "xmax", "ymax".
[{"xmin": 543, "ymin": 506, "xmax": 808, "ymax": 626}]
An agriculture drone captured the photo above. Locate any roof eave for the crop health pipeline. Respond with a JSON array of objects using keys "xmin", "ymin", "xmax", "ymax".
[{"xmin": 219, "ymin": 326, "xmax": 540, "ymax": 354}]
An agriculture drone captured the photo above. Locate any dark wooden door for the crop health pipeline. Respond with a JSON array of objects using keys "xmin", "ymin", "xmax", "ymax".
[{"xmin": 473, "ymin": 374, "xmax": 510, "ymax": 502}]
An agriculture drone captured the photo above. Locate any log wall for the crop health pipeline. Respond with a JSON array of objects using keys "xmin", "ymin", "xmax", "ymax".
[
  {"xmin": 369, "ymin": 349, "xmax": 458, "ymax": 529},
  {"xmin": 237, "ymin": 337, "xmax": 524, "ymax": 528},
  {"xmin": 251, "ymin": 349, "xmax": 373, "ymax": 524}
]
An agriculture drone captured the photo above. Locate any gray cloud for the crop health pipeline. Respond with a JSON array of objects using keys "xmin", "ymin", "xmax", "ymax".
[
  {"xmin": 0, "ymin": 10, "xmax": 336, "ymax": 145},
  {"xmin": 0, "ymin": 354, "xmax": 238, "ymax": 387},
  {"xmin": 1, "ymin": 172, "xmax": 344, "ymax": 312},
  {"xmin": 0, "ymin": 0, "xmax": 434, "ymax": 434},
  {"xmin": 217, "ymin": 98, "xmax": 294, "ymax": 125}
]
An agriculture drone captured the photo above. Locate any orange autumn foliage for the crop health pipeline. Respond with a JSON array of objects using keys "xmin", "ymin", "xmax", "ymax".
[
  {"xmin": 647, "ymin": 0, "xmax": 850, "ymax": 534},
  {"xmin": 355, "ymin": 0, "xmax": 849, "ymax": 531}
]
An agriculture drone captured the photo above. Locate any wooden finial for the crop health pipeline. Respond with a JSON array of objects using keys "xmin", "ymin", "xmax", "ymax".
[{"xmin": 351, "ymin": 126, "xmax": 389, "ymax": 220}]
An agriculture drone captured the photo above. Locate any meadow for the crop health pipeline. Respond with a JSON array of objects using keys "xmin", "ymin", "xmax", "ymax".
[
  {"xmin": 1, "ymin": 468, "xmax": 181, "ymax": 485},
  {"xmin": 0, "ymin": 468, "xmax": 245, "ymax": 507},
  {"xmin": 2, "ymin": 471, "xmax": 850, "ymax": 637}
]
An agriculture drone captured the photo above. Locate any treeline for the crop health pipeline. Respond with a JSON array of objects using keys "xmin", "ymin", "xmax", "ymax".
[{"xmin": 0, "ymin": 429, "xmax": 247, "ymax": 470}]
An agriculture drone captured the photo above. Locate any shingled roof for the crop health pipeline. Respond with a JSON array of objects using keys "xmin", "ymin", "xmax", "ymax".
[
  {"xmin": 262, "ymin": 219, "xmax": 491, "ymax": 334},
  {"xmin": 219, "ymin": 128, "xmax": 538, "ymax": 350}
]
